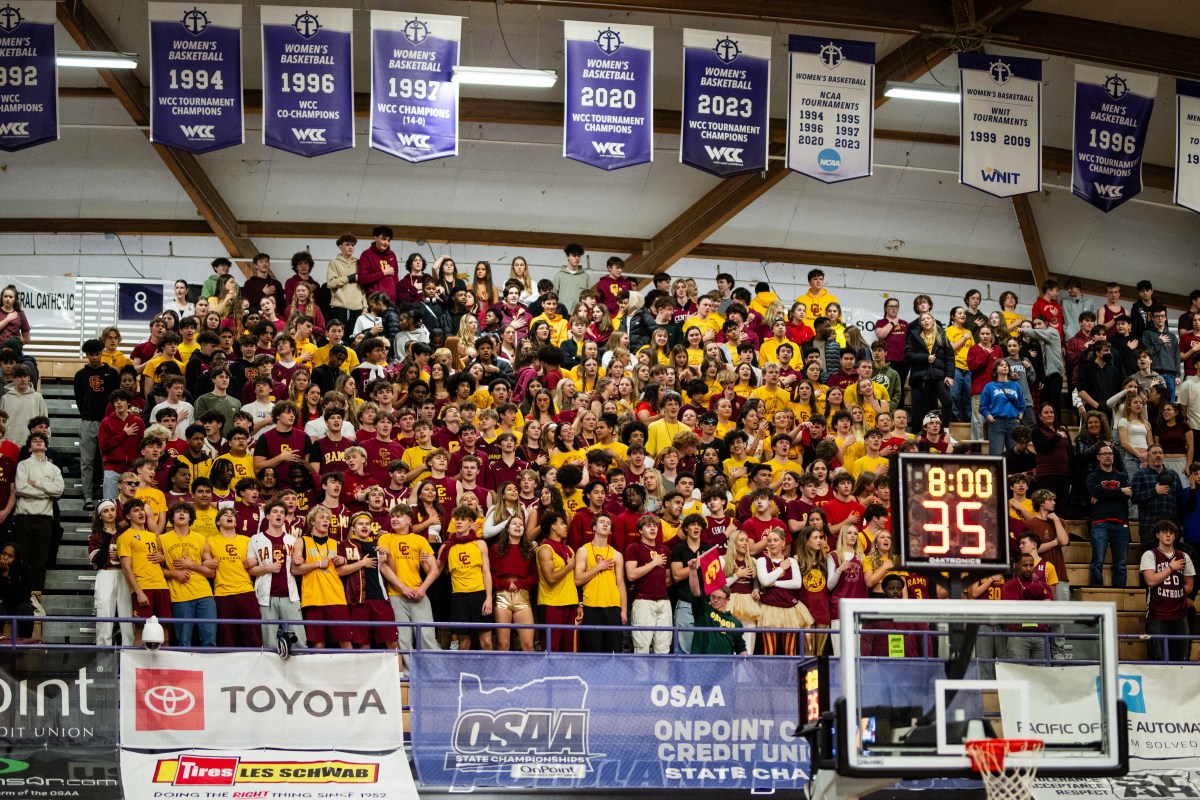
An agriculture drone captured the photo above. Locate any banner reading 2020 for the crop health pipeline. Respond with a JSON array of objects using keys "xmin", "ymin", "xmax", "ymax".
[
  {"xmin": 261, "ymin": 6, "xmax": 354, "ymax": 157},
  {"xmin": 148, "ymin": 3, "xmax": 243, "ymax": 154},
  {"xmin": 679, "ymin": 29, "xmax": 769, "ymax": 177},
  {"xmin": 370, "ymin": 11, "xmax": 459, "ymax": 163},
  {"xmin": 786, "ymin": 36, "xmax": 873, "ymax": 183},
  {"xmin": 1175, "ymin": 80, "xmax": 1200, "ymax": 214},
  {"xmin": 564, "ymin": 21, "xmax": 653, "ymax": 170},
  {"xmin": 958, "ymin": 53, "xmax": 1042, "ymax": 197},
  {"xmin": 1073, "ymin": 65, "xmax": 1157, "ymax": 213},
  {"xmin": 0, "ymin": 1, "xmax": 58, "ymax": 152}
]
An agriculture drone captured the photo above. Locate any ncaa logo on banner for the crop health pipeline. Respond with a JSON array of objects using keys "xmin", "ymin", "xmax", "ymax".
[{"xmin": 136, "ymin": 669, "xmax": 206, "ymax": 731}]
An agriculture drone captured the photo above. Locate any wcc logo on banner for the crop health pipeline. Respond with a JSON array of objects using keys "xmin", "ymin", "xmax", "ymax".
[
  {"xmin": 679, "ymin": 29, "xmax": 770, "ymax": 177},
  {"xmin": 1175, "ymin": 80, "xmax": 1200, "ymax": 214},
  {"xmin": 563, "ymin": 21, "xmax": 654, "ymax": 170},
  {"xmin": 958, "ymin": 53, "xmax": 1042, "ymax": 197},
  {"xmin": 1073, "ymin": 64, "xmax": 1157, "ymax": 212},
  {"xmin": 261, "ymin": 6, "xmax": 354, "ymax": 157},
  {"xmin": 0, "ymin": 1, "xmax": 57, "ymax": 152},
  {"xmin": 148, "ymin": 2, "xmax": 244, "ymax": 154}
]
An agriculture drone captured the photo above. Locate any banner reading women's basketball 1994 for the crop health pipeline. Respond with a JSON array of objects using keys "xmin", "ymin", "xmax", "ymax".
[
  {"xmin": 786, "ymin": 36, "xmax": 873, "ymax": 183},
  {"xmin": 148, "ymin": 3, "xmax": 243, "ymax": 154},
  {"xmin": 0, "ymin": 1, "xmax": 58, "ymax": 152},
  {"xmin": 1175, "ymin": 80, "xmax": 1200, "ymax": 214},
  {"xmin": 958, "ymin": 53, "xmax": 1042, "ymax": 197},
  {"xmin": 261, "ymin": 6, "xmax": 354, "ymax": 157},
  {"xmin": 564, "ymin": 21, "xmax": 653, "ymax": 170},
  {"xmin": 679, "ymin": 29, "xmax": 770, "ymax": 177},
  {"xmin": 1073, "ymin": 65, "xmax": 1157, "ymax": 213},
  {"xmin": 369, "ymin": 11, "xmax": 459, "ymax": 162}
]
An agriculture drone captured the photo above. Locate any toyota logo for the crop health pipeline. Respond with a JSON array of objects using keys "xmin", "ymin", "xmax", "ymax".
[{"xmin": 144, "ymin": 685, "xmax": 196, "ymax": 716}]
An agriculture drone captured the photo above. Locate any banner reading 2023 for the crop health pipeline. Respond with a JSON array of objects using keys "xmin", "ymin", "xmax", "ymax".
[
  {"xmin": 0, "ymin": 1, "xmax": 57, "ymax": 152},
  {"xmin": 680, "ymin": 29, "xmax": 769, "ymax": 177},
  {"xmin": 370, "ymin": 11, "xmax": 459, "ymax": 162},
  {"xmin": 261, "ymin": 6, "xmax": 354, "ymax": 157},
  {"xmin": 148, "ymin": 3, "xmax": 243, "ymax": 154},
  {"xmin": 959, "ymin": 53, "xmax": 1042, "ymax": 197},
  {"xmin": 1073, "ymin": 65, "xmax": 1157, "ymax": 213},
  {"xmin": 564, "ymin": 21, "xmax": 653, "ymax": 170},
  {"xmin": 786, "ymin": 36, "xmax": 873, "ymax": 183}
]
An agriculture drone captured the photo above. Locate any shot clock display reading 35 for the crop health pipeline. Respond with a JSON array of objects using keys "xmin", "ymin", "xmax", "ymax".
[{"xmin": 892, "ymin": 453, "xmax": 1008, "ymax": 570}]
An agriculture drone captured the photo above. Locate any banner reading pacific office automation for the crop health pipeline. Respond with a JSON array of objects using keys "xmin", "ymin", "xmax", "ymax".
[
  {"xmin": 1073, "ymin": 64, "xmax": 1157, "ymax": 213},
  {"xmin": 959, "ymin": 53, "xmax": 1042, "ymax": 197},
  {"xmin": 786, "ymin": 36, "xmax": 873, "ymax": 183},
  {"xmin": 0, "ymin": 1, "xmax": 58, "ymax": 152}
]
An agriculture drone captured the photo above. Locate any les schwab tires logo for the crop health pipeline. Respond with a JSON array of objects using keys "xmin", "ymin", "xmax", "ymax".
[{"xmin": 154, "ymin": 755, "xmax": 380, "ymax": 785}]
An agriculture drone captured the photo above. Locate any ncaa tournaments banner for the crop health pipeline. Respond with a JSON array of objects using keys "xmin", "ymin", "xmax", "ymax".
[
  {"xmin": 409, "ymin": 652, "xmax": 808, "ymax": 790},
  {"xmin": 564, "ymin": 21, "xmax": 653, "ymax": 170},
  {"xmin": 1175, "ymin": 80, "xmax": 1200, "ymax": 213},
  {"xmin": 958, "ymin": 53, "xmax": 1042, "ymax": 197},
  {"xmin": 679, "ymin": 29, "xmax": 770, "ymax": 177},
  {"xmin": 0, "ymin": 1, "xmax": 57, "ymax": 152},
  {"xmin": 370, "ymin": 11, "xmax": 460, "ymax": 162},
  {"xmin": 1072, "ymin": 64, "xmax": 1157, "ymax": 213},
  {"xmin": 148, "ymin": 2, "xmax": 243, "ymax": 154},
  {"xmin": 261, "ymin": 6, "xmax": 354, "ymax": 157},
  {"xmin": 786, "ymin": 36, "xmax": 873, "ymax": 183}
]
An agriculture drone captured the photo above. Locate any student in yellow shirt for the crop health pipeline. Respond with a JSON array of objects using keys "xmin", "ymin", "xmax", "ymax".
[
  {"xmin": 292, "ymin": 505, "xmax": 352, "ymax": 649},
  {"xmin": 140, "ymin": 332, "xmax": 183, "ymax": 394},
  {"xmin": 946, "ymin": 306, "xmax": 976, "ymax": 425},
  {"xmin": 529, "ymin": 294, "xmax": 570, "ymax": 346},
  {"xmin": 176, "ymin": 317, "xmax": 200, "ymax": 364},
  {"xmin": 750, "ymin": 363, "xmax": 791, "ymax": 418},
  {"xmin": 99, "ymin": 326, "xmax": 133, "ymax": 370},
  {"xmin": 205, "ymin": 504, "xmax": 263, "ymax": 648},
  {"xmin": 441, "ymin": 505, "xmax": 494, "ymax": 651},
  {"xmin": 161, "ymin": 502, "xmax": 218, "ymax": 647},
  {"xmin": 290, "ymin": 316, "xmax": 319, "ymax": 371},
  {"xmin": 312, "ymin": 318, "xmax": 360, "ymax": 373},
  {"xmin": 848, "ymin": 429, "xmax": 890, "ymax": 478},
  {"xmin": 795, "ymin": 268, "xmax": 838, "ymax": 320},
  {"xmin": 759, "ymin": 319, "xmax": 804, "ymax": 369},
  {"xmin": 116, "ymin": 499, "xmax": 170, "ymax": 646},
  {"xmin": 131, "ymin": 458, "xmax": 167, "ymax": 534},
  {"xmin": 377, "ymin": 504, "xmax": 440, "ymax": 669}
]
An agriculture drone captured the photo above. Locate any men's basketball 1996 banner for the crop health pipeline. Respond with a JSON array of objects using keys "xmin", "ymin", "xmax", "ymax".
[
  {"xmin": 958, "ymin": 53, "xmax": 1042, "ymax": 197},
  {"xmin": 1073, "ymin": 64, "xmax": 1157, "ymax": 213},
  {"xmin": 148, "ymin": 2, "xmax": 244, "ymax": 154},
  {"xmin": 679, "ymin": 29, "xmax": 770, "ymax": 177},
  {"xmin": 261, "ymin": 6, "xmax": 354, "ymax": 157},
  {"xmin": 1175, "ymin": 80, "xmax": 1200, "ymax": 214},
  {"xmin": 564, "ymin": 21, "xmax": 653, "ymax": 170},
  {"xmin": 0, "ymin": 1, "xmax": 57, "ymax": 152},
  {"xmin": 786, "ymin": 36, "xmax": 873, "ymax": 183},
  {"xmin": 370, "ymin": 11, "xmax": 460, "ymax": 162}
]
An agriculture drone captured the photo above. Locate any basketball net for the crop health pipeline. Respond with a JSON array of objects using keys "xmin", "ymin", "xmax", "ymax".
[{"xmin": 966, "ymin": 739, "xmax": 1045, "ymax": 800}]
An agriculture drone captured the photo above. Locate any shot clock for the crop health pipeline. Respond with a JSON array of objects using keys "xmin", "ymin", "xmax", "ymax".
[
  {"xmin": 891, "ymin": 453, "xmax": 1009, "ymax": 571},
  {"xmin": 796, "ymin": 659, "xmax": 828, "ymax": 736}
]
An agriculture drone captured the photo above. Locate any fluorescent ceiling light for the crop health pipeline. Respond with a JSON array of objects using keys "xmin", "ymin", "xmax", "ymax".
[
  {"xmin": 452, "ymin": 66, "xmax": 557, "ymax": 88},
  {"xmin": 57, "ymin": 50, "xmax": 139, "ymax": 69},
  {"xmin": 884, "ymin": 81, "xmax": 959, "ymax": 103}
]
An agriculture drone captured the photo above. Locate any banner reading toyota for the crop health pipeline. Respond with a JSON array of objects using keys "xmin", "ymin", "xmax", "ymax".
[
  {"xmin": 0, "ymin": 1, "xmax": 58, "ymax": 152},
  {"xmin": 679, "ymin": 29, "xmax": 770, "ymax": 177},
  {"xmin": 564, "ymin": 21, "xmax": 653, "ymax": 170},
  {"xmin": 369, "ymin": 10, "xmax": 460, "ymax": 162},
  {"xmin": 148, "ymin": 2, "xmax": 244, "ymax": 153},
  {"xmin": 786, "ymin": 35, "xmax": 873, "ymax": 183},
  {"xmin": 1175, "ymin": 79, "xmax": 1200, "ymax": 214},
  {"xmin": 261, "ymin": 6, "xmax": 354, "ymax": 157},
  {"xmin": 958, "ymin": 52, "xmax": 1042, "ymax": 197},
  {"xmin": 1073, "ymin": 64, "xmax": 1157, "ymax": 213}
]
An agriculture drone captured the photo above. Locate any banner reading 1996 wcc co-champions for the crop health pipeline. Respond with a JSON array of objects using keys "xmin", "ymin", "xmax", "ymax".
[
  {"xmin": 0, "ymin": 1, "xmax": 58, "ymax": 152},
  {"xmin": 786, "ymin": 36, "xmax": 873, "ymax": 182},
  {"xmin": 1175, "ymin": 80, "xmax": 1200, "ymax": 214},
  {"xmin": 679, "ymin": 29, "xmax": 770, "ymax": 177},
  {"xmin": 370, "ymin": 11, "xmax": 460, "ymax": 162},
  {"xmin": 958, "ymin": 53, "xmax": 1042, "ymax": 197},
  {"xmin": 148, "ymin": 3, "xmax": 243, "ymax": 154},
  {"xmin": 1073, "ymin": 64, "xmax": 1157, "ymax": 213},
  {"xmin": 261, "ymin": 6, "xmax": 354, "ymax": 157},
  {"xmin": 564, "ymin": 21, "xmax": 653, "ymax": 170}
]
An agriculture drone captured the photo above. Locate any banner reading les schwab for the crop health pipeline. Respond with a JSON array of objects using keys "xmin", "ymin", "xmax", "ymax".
[{"xmin": 411, "ymin": 653, "xmax": 808, "ymax": 790}]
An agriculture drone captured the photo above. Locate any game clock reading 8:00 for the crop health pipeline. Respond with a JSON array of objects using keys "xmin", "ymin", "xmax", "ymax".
[{"xmin": 894, "ymin": 454, "xmax": 1007, "ymax": 569}]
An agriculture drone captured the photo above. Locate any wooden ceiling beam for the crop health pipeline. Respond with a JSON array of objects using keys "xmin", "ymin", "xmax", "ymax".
[
  {"xmin": 0, "ymin": 218, "xmax": 212, "ymax": 235},
  {"xmin": 242, "ymin": 222, "xmax": 642, "ymax": 253},
  {"xmin": 1011, "ymin": 194, "xmax": 1050, "ymax": 289}
]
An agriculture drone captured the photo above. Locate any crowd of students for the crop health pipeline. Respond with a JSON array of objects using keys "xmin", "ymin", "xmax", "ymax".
[{"xmin": 1, "ymin": 228, "xmax": 1198, "ymax": 659}]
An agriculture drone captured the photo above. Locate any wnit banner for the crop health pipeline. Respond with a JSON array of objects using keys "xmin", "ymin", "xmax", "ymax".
[
  {"xmin": 261, "ymin": 6, "xmax": 354, "ymax": 157},
  {"xmin": 0, "ymin": 1, "xmax": 57, "ymax": 152},
  {"xmin": 564, "ymin": 21, "xmax": 654, "ymax": 170},
  {"xmin": 1073, "ymin": 64, "xmax": 1157, "ymax": 212},
  {"xmin": 958, "ymin": 53, "xmax": 1042, "ymax": 197},
  {"xmin": 148, "ymin": 2, "xmax": 243, "ymax": 154},
  {"xmin": 786, "ymin": 36, "xmax": 873, "ymax": 183}
]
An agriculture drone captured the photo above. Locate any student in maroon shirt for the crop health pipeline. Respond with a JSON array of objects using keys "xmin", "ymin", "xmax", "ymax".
[
  {"xmin": 356, "ymin": 226, "xmax": 399, "ymax": 303},
  {"xmin": 364, "ymin": 414, "xmax": 405, "ymax": 486},
  {"xmin": 1141, "ymin": 521, "xmax": 1195, "ymax": 663},
  {"xmin": 309, "ymin": 407, "xmax": 352, "ymax": 476},
  {"xmin": 624, "ymin": 514, "xmax": 674, "ymax": 654},
  {"xmin": 233, "ymin": 477, "xmax": 263, "ymax": 538},
  {"xmin": 253, "ymin": 401, "xmax": 311, "ymax": 476},
  {"xmin": 130, "ymin": 316, "xmax": 167, "ymax": 368},
  {"xmin": 99, "ymin": 389, "xmax": 146, "ymax": 499},
  {"xmin": 486, "ymin": 433, "xmax": 527, "ymax": 491},
  {"xmin": 340, "ymin": 446, "xmax": 374, "ymax": 511},
  {"xmin": 318, "ymin": 472, "xmax": 351, "ymax": 543}
]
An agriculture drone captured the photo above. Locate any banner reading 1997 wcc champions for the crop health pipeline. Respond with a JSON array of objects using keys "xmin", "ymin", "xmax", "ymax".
[
  {"xmin": 0, "ymin": 1, "xmax": 58, "ymax": 152},
  {"xmin": 261, "ymin": 6, "xmax": 354, "ymax": 157},
  {"xmin": 370, "ymin": 11, "xmax": 460, "ymax": 162},
  {"xmin": 679, "ymin": 29, "xmax": 770, "ymax": 177},
  {"xmin": 564, "ymin": 21, "xmax": 653, "ymax": 170},
  {"xmin": 958, "ymin": 53, "xmax": 1042, "ymax": 197},
  {"xmin": 1073, "ymin": 64, "xmax": 1157, "ymax": 213},
  {"xmin": 1175, "ymin": 80, "xmax": 1200, "ymax": 214},
  {"xmin": 786, "ymin": 36, "xmax": 873, "ymax": 183}
]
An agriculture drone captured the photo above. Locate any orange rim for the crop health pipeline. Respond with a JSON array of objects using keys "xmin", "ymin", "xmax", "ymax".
[{"xmin": 965, "ymin": 738, "xmax": 1044, "ymax": 773}]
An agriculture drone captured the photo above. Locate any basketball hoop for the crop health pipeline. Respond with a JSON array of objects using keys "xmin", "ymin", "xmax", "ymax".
[{"xmin": 966, "ymin": 739, "xmax": 1045, "ymax": 800}]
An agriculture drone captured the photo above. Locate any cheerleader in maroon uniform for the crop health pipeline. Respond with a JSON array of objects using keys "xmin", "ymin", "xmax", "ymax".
[
  {"xmin": 794, "ymin": 525, "xmax": 834, "ymax": 656},
  {"xmin": 722, "ymin": 527, "xmax": 761, "ymax": 654},
  {"xmin": 754, "ymin": 529, "xmax": 814, "ymax": 656},
  {"xmin": 828, "ymin": 524, "xmax": 869, "ymax": 656}
]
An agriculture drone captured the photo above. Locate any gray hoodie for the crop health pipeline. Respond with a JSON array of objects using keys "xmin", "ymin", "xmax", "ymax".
[
  {"xmin": 552, "ymin": 266, "xmax": 591, "ymax": 313},
  {"xmin": 0, "ymin": 383, "xmax": 48, "ymax": 446}
]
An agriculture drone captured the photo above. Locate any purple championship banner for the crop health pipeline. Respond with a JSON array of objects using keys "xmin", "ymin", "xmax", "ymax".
[
  {"xmin": 564, "ymin": 20, "xmax": 653, "ymax": 170},
  {"xmin": 679, "ymin": 29, "xmax": 770, "ymax": 177},
  {"xmin": 1175, "ymin": 79, "xmax": 1200, "ymax": 213},
  {"xmin": 958, "ymin": 53, "xmax": 1042, "ymax": 198},
  {"xmin": 0, "ymin": 1, "xmax": 57, "ymax": 152},
  {"xmin": 1072, "ymin": 64, "xmax": 1157, "ymax": 213},
  {"xmin": 261, "ymin": 6, "xmax": 354, "ymax": 157},
  {"xmin": 370, "ymin": 10, "xmax": 460, "ymax": 163},
  {"xmin": 148, "ymin": 2, "xmax": 243, "ymax": 154},
  {"xmin": 786, "ymin": 36, "xmax": 874, "ymax": 183}
]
